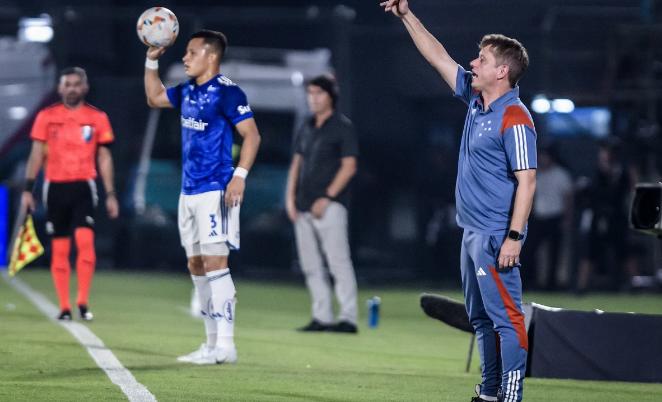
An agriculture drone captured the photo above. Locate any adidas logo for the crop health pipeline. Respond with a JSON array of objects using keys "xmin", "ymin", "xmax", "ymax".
[
  {"xmin": 477, "ymin": 267, "xmax": 487, "ymax": 277},
  {"xmin": 209, "ymin": 230, "xmax": 218, "ymax": 237}
]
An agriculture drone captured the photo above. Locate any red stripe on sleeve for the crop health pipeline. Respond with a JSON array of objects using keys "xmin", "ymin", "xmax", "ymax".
[
  {"xmin": 488, "ymin": 265, "xmax": 528, "ymax": 351},
  {"xmin": 500, "ymin": 105, "xmax": 534, "ymax": 135}
]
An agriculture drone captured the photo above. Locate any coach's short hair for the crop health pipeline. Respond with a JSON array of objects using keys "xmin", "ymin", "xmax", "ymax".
[
  {"xmin": 190, "ymin": 30, "xmax": 228, "ymax": 60},
  {"xmin": 59, "ymin": 66, "xmax": 88, "ymax": 83},
  {"xmin": 479, "ymin": 34, "xmax": 529, "ymax": 88},
  {"xmin": 307, "ymin": 74, "xmax": 339, "ymax": 107}
]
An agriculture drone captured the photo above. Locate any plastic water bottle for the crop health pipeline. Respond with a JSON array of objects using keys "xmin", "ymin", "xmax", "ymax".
[{"xmin": 367, "ymin": 296, "xmax": 381, "ymax": 328}]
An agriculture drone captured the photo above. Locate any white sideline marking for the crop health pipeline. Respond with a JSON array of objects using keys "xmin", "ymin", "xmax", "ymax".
[{"xmin": 3, "ymin": 273, "xmax": 157, "ymax": 402}]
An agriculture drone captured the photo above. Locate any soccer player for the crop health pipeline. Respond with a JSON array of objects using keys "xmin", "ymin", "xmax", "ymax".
[
  {"xmin": 381, "ymin": 1, "xmax": 537, "ymax": 401},
  {"xmin": 22, "ymin": 66, "xmax": 119, "ymax": 321},
  {"xmin": 144, "ymin": 30, "xmax": 261, "ymax": 365}
]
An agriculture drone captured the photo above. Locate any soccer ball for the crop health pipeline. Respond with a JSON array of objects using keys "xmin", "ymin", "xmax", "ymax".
[{"xmin": 136, "ymin": 7, "xmax": 179, "ymax": 48}]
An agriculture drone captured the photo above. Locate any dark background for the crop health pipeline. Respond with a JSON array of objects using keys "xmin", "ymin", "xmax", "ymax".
[{"xmin": 1, "ymin": 0, "xmax": 660, "ymax": 288}]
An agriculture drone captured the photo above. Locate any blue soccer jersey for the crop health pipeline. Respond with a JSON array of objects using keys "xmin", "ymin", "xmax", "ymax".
[
  {"xmin": 167, "ymin": 74, "xmax": 254, "ymax": 195},
  {"xmin": 454, "ymin": 65, "xmax": 537, "ymax": 234}
]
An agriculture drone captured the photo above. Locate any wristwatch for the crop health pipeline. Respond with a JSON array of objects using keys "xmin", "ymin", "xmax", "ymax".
[{"xmin": 508, "ymin": 230, "xmax": 524, "ymax": 241}]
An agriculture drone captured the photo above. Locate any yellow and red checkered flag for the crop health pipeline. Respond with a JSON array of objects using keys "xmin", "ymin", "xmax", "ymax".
[{"xmin": 8, "ymin": 215, "xmax": 44, "ymax": 277}]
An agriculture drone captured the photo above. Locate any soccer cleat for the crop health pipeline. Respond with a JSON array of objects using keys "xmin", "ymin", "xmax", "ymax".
[
  {"xmin": 177, "ymin": 344, "xmax": 238, "ymax": 365},
  {"xmin": 213, "ymin": 346, "xmax": 238, "ymax": 365},
  {"xmin": 177, "ymin": 343, "xmax": 213, "ymax": 363},
  {"xmin": 329, "ymin": 321, "xmax": 358, "ymax": 334},
  {"xmin": 57, "ymin": 309, "xmax": 72, "ymax": 321},
  {"xmin": 78, "ymin": 305, "xmax": 94, "ymax": 321},
  {"xmin": 297, "ymin": 319, "xmax": 332, "ymax": 332}
]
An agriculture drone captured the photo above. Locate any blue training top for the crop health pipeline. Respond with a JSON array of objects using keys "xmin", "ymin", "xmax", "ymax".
[
  {"xmin": 454, "ymin": 65, "xmax": 537, "ymax": 234},
  {"xmin": 167, "ymin": 74, "xmax": 254, "ymax": 195}
]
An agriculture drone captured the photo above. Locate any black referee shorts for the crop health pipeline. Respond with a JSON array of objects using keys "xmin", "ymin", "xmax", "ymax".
[{"xmin": 43, "ymin": 180, "xmax": 98, "ymax": 237}]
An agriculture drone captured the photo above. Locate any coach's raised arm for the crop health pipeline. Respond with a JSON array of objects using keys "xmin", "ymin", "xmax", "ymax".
[{"xmin": 380, "ymin": 0, "xmax": 458, "ymax": 92}]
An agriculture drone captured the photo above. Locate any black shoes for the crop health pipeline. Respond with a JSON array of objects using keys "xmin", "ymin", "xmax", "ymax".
[
  {"xmin": 78, "ymin": 305, "xmax": 94, "ymax": 321},
  {"xmin": 57, "ymin": 310, "xmax": 72, "ymax": 320},
  {"xmin": 471, "ymin": 396, "xmax": 498, "ymax": 402},
  {"xmin": 57, "ymin": 307, "xmax": 93, "ymax": 321},
  {"xmin": 470, "ymin": 385, "xmax": 501, "ymax": 402},
  {"xmin": 297, "ymin": 320, "xmax": 358, "ymax": 333},
  {"xmin": 297, "ymin": 319, "xmax": 332, "ymax": 332},
  {"xmin": 329, "ymin": 321, "xmax": 358, "ymax": 334}
]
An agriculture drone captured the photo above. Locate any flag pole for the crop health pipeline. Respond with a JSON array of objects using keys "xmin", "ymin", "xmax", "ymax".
[{"xmin": 7, "ymin": 200, "xmax": 27, "ymax": 267}]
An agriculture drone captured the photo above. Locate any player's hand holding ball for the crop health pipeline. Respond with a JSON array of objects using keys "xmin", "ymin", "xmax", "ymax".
[{"xmin": 146, "ymin": 46, "xmax": 167, "ymax": 60}]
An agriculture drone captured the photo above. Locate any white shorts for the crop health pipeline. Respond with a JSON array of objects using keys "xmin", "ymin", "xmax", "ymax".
[{"xmin": 178, "ymin": 190, "xmax": 240, "ymax": 257}]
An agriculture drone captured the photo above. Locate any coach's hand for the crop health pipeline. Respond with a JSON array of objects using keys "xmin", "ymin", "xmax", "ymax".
[
  {"xmin": 146, "ymin": 46, "xmax": 166, "ymax": 60},
  {"xmin": 311, "ymin": 197, "xmax": 330, "ymax": 219},
  {"xmin": 380, "ymin": 0, "xmax": 409, "ymax": 17},
  {"xmin": 21, "ymin": 191, "xmax": 35, "ymax": 213},
  {"xmin": 225, "ymin": 177, "xmax": 245, "ymax": 208},
  {"xmin": 498, "ymin": 238, "xmax": 521, "ymax": 270}
]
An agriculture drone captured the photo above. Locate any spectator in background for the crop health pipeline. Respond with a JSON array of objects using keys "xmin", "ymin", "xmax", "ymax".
[
  {"xmin": 286, "ymin": 75, "xmax": 360, "ymax": 334},
  {"xmin": 22, "ymin": 66, "xmax": 119, "ymax": 321},
  {"xmin": 576, "ymin": 139, "xmax": 636, "ymax": 293},
  {"xmin": 521, "ymin": 145, "xmax": 573, "ymax": 290}
]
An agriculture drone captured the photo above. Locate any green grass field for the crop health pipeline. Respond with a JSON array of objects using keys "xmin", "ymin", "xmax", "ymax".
[{"xmin": 1, "ymin": 268, "xmax": 661, "ymax": 401}]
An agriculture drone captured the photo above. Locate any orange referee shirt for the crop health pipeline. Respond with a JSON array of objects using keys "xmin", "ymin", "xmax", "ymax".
[{"xmin": 30, "ymin": 103, "xmax": 114, "ymax": 182}]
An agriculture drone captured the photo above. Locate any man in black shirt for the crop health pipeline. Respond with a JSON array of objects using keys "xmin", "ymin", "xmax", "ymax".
[{"xmin": 286, "ymin": 75, "xmax": 359, "ymax": 333}]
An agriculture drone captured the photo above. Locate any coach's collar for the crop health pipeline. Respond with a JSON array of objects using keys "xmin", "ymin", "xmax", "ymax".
[{"xmin": 483, "ymin": 86, "xmax": 519, "ymax": 113}]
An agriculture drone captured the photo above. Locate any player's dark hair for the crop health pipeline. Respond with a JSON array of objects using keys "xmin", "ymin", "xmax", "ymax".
[
  {"xmin": 479, "ymin": 34, "xmax": 529, "ymax": 88},
  {"xmin": 307, "ymin": 74, "xmax": 339, "ymax": 107},
  {"xmin": 190, "ymin": 30, "xmax": 228, "ymax": 60},
  {"xmin": 59, "ymin": 66, "xmax": 88, "ymax": 83}
]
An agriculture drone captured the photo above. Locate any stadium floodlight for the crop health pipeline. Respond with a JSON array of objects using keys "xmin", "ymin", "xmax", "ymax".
[
  {"xmin": 531, "ymin": 95, "xmax": 551, "ymax": 114},
  {"xmin": 551, "ymin": 98, "xmax": 575, "ymax": 113},
  {"xmin": 8, "ymin": 106, "xmax": 28, "ymax": 120},
  {"xmin": 18, "ymin": 14, "xmax": 53, "ymax": 43},
  {"xmin": 290, "ymin": 71, "xmax": 304, "ymax": 86}
]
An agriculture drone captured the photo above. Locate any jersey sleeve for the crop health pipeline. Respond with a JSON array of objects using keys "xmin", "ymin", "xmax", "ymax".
[
  {"xmin": 96, "ymin": 112, "xmax": 115, "ymax": 144},
  {"xmin": 501, "ymin": 105, "xmax": 537, "ymax": 171},
  {"xmin": 454, "ymin": 65, "xmax": 474, "ymax": 106},
  {"xmin": 292, "ymin": 124, "xmax": 305, "ymax": 156},
  {"xmin": 30, "ymin": 110, "xmax": 48, "ymax": 142},
  {"xmin": 221, "ymin": 86, "xmax": 254, "ymax": 125},
  {"xmin": 166, "ymin": 84, "xmax": 183, "ymax": 108},
  {"xmin": 340, "ymin": 122, "xmax": 359, "ymax": 158}
]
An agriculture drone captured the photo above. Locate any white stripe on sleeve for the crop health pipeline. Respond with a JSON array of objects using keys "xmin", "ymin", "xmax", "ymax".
[
  {"xmin": 513, "ymin": 128, "xmax": 522, "ymax": 170},
  {"xmin": 521, "ymin": 126, "xmax": 530, "ymax": 168},
  {"xmin": 514, "ymin": 125, "xmax": 529, "ymax": 170}
]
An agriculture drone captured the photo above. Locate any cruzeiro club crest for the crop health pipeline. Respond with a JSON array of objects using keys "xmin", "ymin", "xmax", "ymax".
[{"xmin": 81, "ymin": 125, "xmax": 93, "ymax": 143}]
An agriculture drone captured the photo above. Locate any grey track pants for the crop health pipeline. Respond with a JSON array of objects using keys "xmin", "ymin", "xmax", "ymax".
[{"xmin": 294, "ymin": 202, "xmax": 358, "ymax": 324}]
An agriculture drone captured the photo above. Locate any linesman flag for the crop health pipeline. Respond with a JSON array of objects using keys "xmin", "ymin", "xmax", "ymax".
[{"xmin": 8, "ymin": 215, "xmax": 44, "ymax": 277}]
